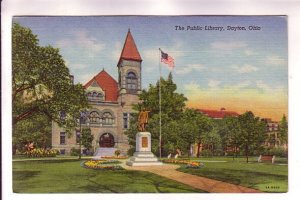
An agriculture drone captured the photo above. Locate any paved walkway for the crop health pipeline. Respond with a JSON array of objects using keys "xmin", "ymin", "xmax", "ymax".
[{"xmin": 121, "ymin": 162, "xmax": 261, "ymax": 193}]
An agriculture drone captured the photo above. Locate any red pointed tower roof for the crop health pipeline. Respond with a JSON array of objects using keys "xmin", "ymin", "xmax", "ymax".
[
  {"xmin": 84, "ymin": 69, "xmax": 118, "ymax": 102},
  {"xmin": 118, "ymin": 29, "xmax": 142, "ymax": 64}
]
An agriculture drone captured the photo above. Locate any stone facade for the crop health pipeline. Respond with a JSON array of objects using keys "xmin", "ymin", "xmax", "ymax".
[{"xmin": 52, "ymin": 30, "xmax": 142, "ymax": 155}]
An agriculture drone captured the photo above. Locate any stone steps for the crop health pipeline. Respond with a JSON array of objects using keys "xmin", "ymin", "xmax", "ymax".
[
  {"xmin": 126, "ymin": 151, "xmax": 162, "ymax": 166},
  {"xmin": 93, "ymin": 147, "xmax": 117, "ymax": 157}
]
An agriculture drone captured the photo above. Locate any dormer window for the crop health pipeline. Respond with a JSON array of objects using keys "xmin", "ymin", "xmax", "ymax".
[{"xmin": 87, "ymin": 91, "xmax": 104, "ymax": 102}]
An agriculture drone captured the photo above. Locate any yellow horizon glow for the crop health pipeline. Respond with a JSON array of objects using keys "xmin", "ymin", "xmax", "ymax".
[{"xmin": 184, "ymin": 83, "xmax": 288, "ymax": 121}]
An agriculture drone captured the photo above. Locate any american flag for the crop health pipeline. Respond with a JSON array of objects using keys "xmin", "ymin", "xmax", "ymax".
[{"xmin": 161, "ymin": 50, "xmax": 174, "ymax": 69}]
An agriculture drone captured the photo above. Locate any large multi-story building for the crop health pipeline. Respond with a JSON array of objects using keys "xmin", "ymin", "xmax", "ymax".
[
  {"xmin": 52, "ymin": 30, "xmax": 142, "ymax": 155},
  {"xmin": 261, "ymin": 118, "xmax": 286, "ymax": 149},
  {"xmin": 197, "ymin": 108, "xmax": 239, "ymax": 119}
]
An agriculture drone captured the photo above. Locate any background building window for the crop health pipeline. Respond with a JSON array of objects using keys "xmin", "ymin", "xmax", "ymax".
[
  {"xmin": 60, "ymin": 111, "xmax": 66, "ymax": 121},
  {"xmin": 60, "ymin": 132, "xmax": 66, "ymax": 145}
]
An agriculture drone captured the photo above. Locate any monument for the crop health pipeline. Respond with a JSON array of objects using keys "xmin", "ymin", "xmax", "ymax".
[{"xmin": 126, "ymin": 109, "xmax": 163, "ymax": 166}]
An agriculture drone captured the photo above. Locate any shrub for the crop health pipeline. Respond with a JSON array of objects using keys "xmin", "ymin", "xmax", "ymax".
[
  {"xmin": 70, "ymin": 148, "xmax": 81, "ymax": 156},
  {"xmin": 201, "ymin": 149, "xmax": 213, "ymax": 157},
  {"xmin": 127, "ymin": 148, "xmax": 135, "ymax": 156},
  {"xmin": 268, "ymin": 147, "xmax": 287, "ymax": 157},
  {"xmin": 256, "ymin": 147, "xmax": 287, "ymax": 157},
  {"xmin": 213, "ymin": 149, "xmax": 224, "ymax": 156},
  {"xmin": 114, "ymin": 150, "xmax": 121, "ymax": 157}
]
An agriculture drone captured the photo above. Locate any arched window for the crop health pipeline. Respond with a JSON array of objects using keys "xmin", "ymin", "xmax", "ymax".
[
  {"xmin": 102, "ymin": 112, "xmax": 115, "ymax": 125},
  {"xmin": 126, "ymin": 72, "xmax": 137, "ymax": 93},
  {"xmin": 89, "ymin": 111, "xmax": 101, "ymax": 123}
]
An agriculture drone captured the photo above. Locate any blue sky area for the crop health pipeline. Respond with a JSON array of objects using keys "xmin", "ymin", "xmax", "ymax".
[{"xmin": 13, "ymin": 16, "xmax": 288, "ymax": 120}]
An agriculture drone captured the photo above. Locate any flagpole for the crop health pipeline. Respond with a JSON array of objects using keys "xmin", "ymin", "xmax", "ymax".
[{"xmin": 158, "ymin": 48, "xmax": 162, "ymax": 159}]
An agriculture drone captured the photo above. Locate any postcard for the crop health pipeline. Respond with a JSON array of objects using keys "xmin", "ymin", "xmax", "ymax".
[{"xmin": 10, "ymin": 15, "xmax": 288, "ymax": 195}]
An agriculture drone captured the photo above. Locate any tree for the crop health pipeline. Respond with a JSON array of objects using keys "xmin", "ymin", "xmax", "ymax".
[
  {"xmin": 217, "ymin": 116, "xmax": 242, "ymax": 157},
  {"xmin": 137, "ymin": 73, "xmax": 187, "ymax": 119},
  {"xmin": 12, "ymin": 114, "xmax": 52, "ymax": 154},
  {"xmin": 174, "ymin": 108, "xmax": 214, "ymax": 157},
  {"xmin": 195, "ymin": 114, "xmax": 214, "ymax": 157},
  {"xmin": 200, "ymin": 128, "xmax": 222, "ymax": 155},
  {"xmin": 81, "ymin": 128, "xmax": 94, "ymax": 151},
  {"xmin": 278, "ymin": 114, "xmax": 288, "ymax": 145},
  {"xmin": 12, "ymin": 23, "xmax": 89, "ymax": 134},
  {"xmin": 238, "ymin": 111, "xmax": 266, "ymax": 163},
  {"xmin": 125, "ymin": 73, "xmax": 189, "ymax": 156}
]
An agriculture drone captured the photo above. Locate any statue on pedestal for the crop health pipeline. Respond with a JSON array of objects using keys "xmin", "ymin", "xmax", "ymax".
[
  {"xmin": 126, "ymin": 108, "xmax": 162, "ymax": 166},
  {"xmin": 137, "ymin": 108, "xmax": 150, "ymax": 132}
]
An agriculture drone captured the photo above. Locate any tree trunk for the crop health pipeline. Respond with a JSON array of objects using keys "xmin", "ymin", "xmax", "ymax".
[
  {"xmin": 161, "ymin": 140, "xmax": 164, "ymax": 157},
  {"xmin": 196, "ymin": 142, "xmax": 201, "ymax": 157},
  {"xmin": 245, "ymin": 145, "xmax": 249, "ymax": 163}
]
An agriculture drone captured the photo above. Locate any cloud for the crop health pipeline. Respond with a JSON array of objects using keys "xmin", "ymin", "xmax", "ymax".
[
  {"xmin": 227, "ymin": 80, "xmax": 251, "ymax": 90},
  {"xmin": 111, "ymin": 41, "xmax": 122, "ymax": 62},
  {"xmin": 76, "ymin": 73, "xmax": 95, "ymax": 84},
  {"xmin": 184, "ymin": 82, "xmax": 201, "ymax": 92},
  {"xmin": 70, "ymin": 64, "xmax": 87, "ymax": 70},
  {"xmin": 244, "ymin": 49, "xmax": 255, "ymax": 56},
  {"xmin": 55, "ymin": 30, "xmax": 105, "ymax": 57},
  {"xmin": 208, "ymin": 80, "xmax": 221, "ymax": 88},
  {"xmin": 210, "ymin": 41, "xmax": 247, "ymax": 51},
  {"xmin": 175, "ymin": 64, "xmax": 207, "ymax": 75},
  {"xmin": 141, "ymin": 40, "xmax": 185, "ymax": 73},
  {"xmin": 160, "ymin": 39, "xmax": 185, "ymax": 58},
  {"xmin": 256, "ymin": 80, "xmax": 272, "ymax": 93},
  {"xmin": 231, "ymin": 64, "xmax": 258, "ymax": 73},
  {"xmin": 265, "ymin": 55, "xmax": 286, "ymax": 66}
]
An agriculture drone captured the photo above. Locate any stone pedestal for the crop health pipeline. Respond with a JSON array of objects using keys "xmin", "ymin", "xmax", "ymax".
[{"xmin": 126, "ymin": 132, "xmax": 162, "ymax": 166}]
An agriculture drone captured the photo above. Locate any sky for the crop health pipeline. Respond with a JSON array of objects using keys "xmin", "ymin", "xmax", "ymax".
[{"xmin": 13, "ymin": 16, "xmax": 288, "ymax": 121}]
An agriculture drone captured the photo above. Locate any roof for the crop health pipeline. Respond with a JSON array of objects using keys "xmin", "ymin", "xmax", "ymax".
[
  {"xmin": 197, "ymin": 108, "xmax": 239, "ymax": 119},
  {"xmin": 118, "ymin": 29, "xmax": 142, "ymax": 64},
  {"xmin": 84, "ymin": 70, "xmax": 118, "ymax": 102}
]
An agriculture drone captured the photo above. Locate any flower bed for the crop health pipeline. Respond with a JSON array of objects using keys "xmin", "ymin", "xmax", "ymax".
[
  {"xmin": 24, "ymin": 148, "xmax": 59, "ymax": 157},
  {"xmin": 100, "ymin": 156, "xmax": 128, "ymax": 159},
  {"xmin": 82, "ymin": 159, "xmax": 124, "ymax": 170},
  {"xmin": 162, "ymin": 159, "xmax": 204, "ymax": 169}
]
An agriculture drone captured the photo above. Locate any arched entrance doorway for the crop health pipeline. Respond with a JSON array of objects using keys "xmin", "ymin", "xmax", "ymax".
[{"xmin": 99, "ymin": 133, "xmax": 115, "ymax": 148}]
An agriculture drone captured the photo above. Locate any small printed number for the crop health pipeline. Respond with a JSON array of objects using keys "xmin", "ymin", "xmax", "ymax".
[{"xmin": 265, "ymin": 186, "xmax": 280, "ymax": 189}]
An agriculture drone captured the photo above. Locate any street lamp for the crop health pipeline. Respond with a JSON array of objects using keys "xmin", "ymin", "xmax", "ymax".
[{"xmin": 78, "ymin": 111, "xmax": 87, "ymax": 160}]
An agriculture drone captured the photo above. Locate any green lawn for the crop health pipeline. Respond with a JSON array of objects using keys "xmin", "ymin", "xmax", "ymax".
[
  {"xmin": 189, "ymin": 156, "xmax": 288, "ymax": 164},
  {"xmin": 13, "ymin": 159, "xmax": 205, "ymax": 193},
  {"xmin": 178, "ymin": 157, "xmax": 288, "ymax": 193}
]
